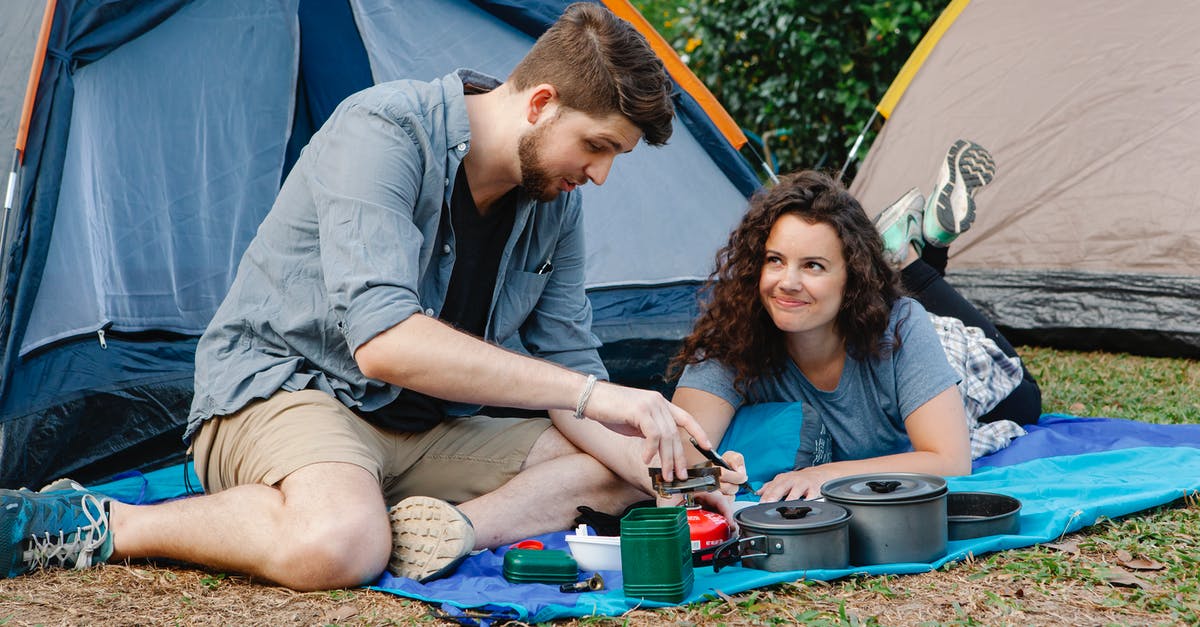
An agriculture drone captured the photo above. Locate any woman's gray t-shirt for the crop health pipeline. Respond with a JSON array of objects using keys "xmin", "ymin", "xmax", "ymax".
[{"xmin": 677, "ymin": 298, "xmax": 959, "ymax": 463}]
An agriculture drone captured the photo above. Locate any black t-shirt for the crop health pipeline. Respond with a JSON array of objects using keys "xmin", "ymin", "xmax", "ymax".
[
  {"xmin": 440, "ymin": 164, "xmax": 517, "ymax": 336},
  {"xmin": 357, "ymin": 163, "xmax": 516, "ymax": 432}
]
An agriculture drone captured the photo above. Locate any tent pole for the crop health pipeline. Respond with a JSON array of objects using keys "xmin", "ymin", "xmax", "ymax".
[
  {"xmin": 838, "ymin": 109, "xmax": 879, "ymax": 182},
  {"xmin": 2, "ymin": 0, "xmax": 58, "ymax": 281},
  {"xmin": 1, "ymin": 149, "xmax": 17, "ymax": 238}
]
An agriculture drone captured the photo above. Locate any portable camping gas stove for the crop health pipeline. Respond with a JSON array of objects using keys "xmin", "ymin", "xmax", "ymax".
[
  {"xmin": 648, "ymin": 463, "xmax": 722, "ymax": 507},
  {"xmin": 648, "ymin": 463, "xmax": 731, "ymax": 561}
]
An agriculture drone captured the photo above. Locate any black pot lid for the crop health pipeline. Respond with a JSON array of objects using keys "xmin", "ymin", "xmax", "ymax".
[
  {"xmin": 734, "ymin": 499, "xmax": 850, "ymax": 533},
  {"xmin": 820, "ymin": 472, "xmax": 948, "ymax": 503}
]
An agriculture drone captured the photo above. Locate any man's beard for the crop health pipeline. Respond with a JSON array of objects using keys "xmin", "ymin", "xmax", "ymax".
[{"xmin": 517, "ymin": 122, "xmax": 559, "ymax": 202}]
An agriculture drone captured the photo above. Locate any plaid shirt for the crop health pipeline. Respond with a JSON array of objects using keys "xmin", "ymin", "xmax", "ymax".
[{"xmin": 928, "ymin": 313, "xmax": 1028, "ymax": 458}]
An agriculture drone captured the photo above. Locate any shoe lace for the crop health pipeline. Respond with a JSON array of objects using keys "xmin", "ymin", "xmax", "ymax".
[{"xmin": 22, "ymin": 493, "xmax": 111, "ymax": 571}]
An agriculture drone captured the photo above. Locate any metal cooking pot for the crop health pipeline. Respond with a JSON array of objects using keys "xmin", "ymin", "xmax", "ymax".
[
  {"xmin": 947, "ymin": 491, "xmax": 1021, "ymax": 540},
  {"xmin": 706, "ymin": 500, "xmax": 851, "ymax": 572},
  {"xmin": 820, "ymin": 473, "xmax": 947, "ymax": 566}
]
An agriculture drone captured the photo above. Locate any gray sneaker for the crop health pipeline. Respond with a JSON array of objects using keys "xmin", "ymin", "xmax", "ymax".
[
  {"xmin": 387, "ymin": 496, "xmax": 475, "ymax": 583},
  {"xmin": 874, "ymin": 187, "xmax": 925, "ymax": 266},
  {"xmin": 923, "ymin": 139, "xmax": 996, "ymax": 247}
]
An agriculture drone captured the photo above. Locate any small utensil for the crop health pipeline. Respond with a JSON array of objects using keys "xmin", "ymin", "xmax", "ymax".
[
  {"xmin": 559, "ymin": 572, "xmax": 605, "ymax": 593},
  {"xmin": 690, "ymin": 437, "xmax": 754, "ymax": 494}
]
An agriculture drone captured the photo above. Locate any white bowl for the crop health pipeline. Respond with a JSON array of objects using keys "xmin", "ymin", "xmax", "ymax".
[{"xmin": 564, "ymin": 526, "xmax": 622, "ymax": 572}]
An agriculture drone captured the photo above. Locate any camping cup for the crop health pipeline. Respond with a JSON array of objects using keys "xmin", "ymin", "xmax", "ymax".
[{"xmin": 820, "ymin": 473, "xmax": 948, "ymax": 566}]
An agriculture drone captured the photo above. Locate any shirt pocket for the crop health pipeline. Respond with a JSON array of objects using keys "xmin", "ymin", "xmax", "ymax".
[{"xmin": 491, "ymin": 270, "xmax": 550, "ymax": 344}]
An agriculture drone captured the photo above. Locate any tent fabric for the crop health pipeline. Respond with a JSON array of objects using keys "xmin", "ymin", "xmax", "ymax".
[
  {"xmin": 0, "ymin": 335, "xmax": 195, "ymax": 485},
  {"xmin": 91, "ymin": 415, "xmax": 1200, "ymax": 622},
  {"xmin": 0, "ymin": 1, "xmax": 43, "ymax": 164},
  {"xmin": 0, "ymin": 0, "xmax": 759, "ymax": 487},
  {"xmin": 22, "ymin": 0, "xmax": 298, "ymax": 355},
  {"xmin": 14, "ymin": 0, "xmax": 753, "ymax": 358},
  {"xmin": 849, "ymin": 0, "xmax": 1200, "ymax": 356}
]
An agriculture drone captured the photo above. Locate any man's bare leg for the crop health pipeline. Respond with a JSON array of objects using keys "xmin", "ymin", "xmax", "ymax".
[
  {"xmin": 107, "ymin": 462, "xmax": 390, "ymax": 591},
  {"xmin": 457, "ymin": 426, "xmax": 646, "ymax": 548}
]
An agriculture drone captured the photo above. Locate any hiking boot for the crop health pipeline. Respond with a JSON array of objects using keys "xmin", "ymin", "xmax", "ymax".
[
  {"xmin": 387, "ymin": 496, "xmax": 475, "ymax": 583},
  {"xmin": 923, "ymin": 139, "xmax": 996, "ymax": 247},
  {"xmin": 0, "ymin": 487, "xmax": 114, "ymax": 578},
  {"xmin": 874, "ymin": 187, "xmax": 925, "ymax": 266}
]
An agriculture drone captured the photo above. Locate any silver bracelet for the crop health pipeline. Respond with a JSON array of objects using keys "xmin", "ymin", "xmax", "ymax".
[{"xmin": 574, "ymin": 374, "xmax": 597, "ymax": 420}]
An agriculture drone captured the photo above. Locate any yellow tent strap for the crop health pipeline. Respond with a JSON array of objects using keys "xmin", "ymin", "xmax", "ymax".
[
  {"xmin": 600, "ymin": 0, "xmax": 747, "ymax": 150},
  {"xmin": 876, "ymin": 0, "xmax": 971, "ymax": 119}
]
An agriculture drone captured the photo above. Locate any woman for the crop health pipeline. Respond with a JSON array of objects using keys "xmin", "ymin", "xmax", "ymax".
[{"xmin": 672, "ymin": 168, "xmax": 1027, "ymax": 502}]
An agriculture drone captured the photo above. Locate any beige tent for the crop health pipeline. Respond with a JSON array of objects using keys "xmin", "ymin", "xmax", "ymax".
[{"xmin": 850, "ymin": 0, "xmax": 1200, "ymax": 356}]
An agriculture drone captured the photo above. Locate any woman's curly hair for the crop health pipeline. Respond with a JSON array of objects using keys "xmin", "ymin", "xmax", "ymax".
[{"xmin": 671, "ymin": 170, "xmax": 904, "ymax": 396}]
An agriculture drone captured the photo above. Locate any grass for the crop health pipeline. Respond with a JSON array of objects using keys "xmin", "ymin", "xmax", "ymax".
[
  {"xmin": 0, "ymin": 346, "xmax": 1197, "ymax": 625},
  {"xmin": 1021, "ymin": 346, "xmax": 1200, "ymax": 424}
]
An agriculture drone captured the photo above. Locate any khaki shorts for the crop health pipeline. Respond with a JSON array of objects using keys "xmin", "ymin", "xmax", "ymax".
[{"xmin": 191, "ymin": 389, "xmax": 552, "ymax": 505}]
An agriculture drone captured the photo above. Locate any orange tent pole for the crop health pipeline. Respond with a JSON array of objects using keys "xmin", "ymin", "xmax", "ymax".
[
  {"xmin": 15, "ymin": 0, "xmax": 58, "ymax": 160},
  {"xmin": 5, "ymin": 0, "xmax": 58, "ymax": 219},
  {"xmin": 4, "ymin": 0, "xmax": 58, "ymax": 253}
]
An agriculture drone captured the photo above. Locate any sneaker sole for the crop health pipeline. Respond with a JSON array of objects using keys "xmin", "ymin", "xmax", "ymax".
[
  {"xmin": 387, "ymin": 496, "xmax": 475, "ymax": 583},
  {"xmin": 39, "ymin": 478, "xmax": 86, "ymax": 493},
  {"xmin": 926, "ymin": 140, "xmax": 996, "ymax": 246}
]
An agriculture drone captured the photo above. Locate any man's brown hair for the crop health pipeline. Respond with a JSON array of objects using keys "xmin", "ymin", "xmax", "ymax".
[{"xmin": 508, "ymin": 2, "xmax": 674, "ymax": 146}]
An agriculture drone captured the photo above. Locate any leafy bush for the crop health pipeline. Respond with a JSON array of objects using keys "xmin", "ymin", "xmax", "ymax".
[{"xmin": 637, "ymin": 0, "xmax": 941, "ymax": 179}]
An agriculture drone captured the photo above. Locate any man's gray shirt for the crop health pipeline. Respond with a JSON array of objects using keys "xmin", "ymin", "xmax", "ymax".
[{"xmin": 186, "ymin": 69, "xmax": 606, "ymax": 441}]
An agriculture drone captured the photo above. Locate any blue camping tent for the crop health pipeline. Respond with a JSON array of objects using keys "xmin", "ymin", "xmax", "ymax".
[{"xmin": 0, "ymin": 0, "xmax": 759, "ymax": 486}]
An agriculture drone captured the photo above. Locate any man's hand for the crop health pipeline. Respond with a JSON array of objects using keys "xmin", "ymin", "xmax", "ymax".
[{"xmin": 581, "ymin": 381, "xmax": 712, "ymax": 482}]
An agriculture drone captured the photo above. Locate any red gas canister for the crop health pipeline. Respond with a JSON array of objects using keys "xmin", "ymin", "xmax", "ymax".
[{"xmin": 687, "ymin": 507, "xmax": 730, "ymax": 561}]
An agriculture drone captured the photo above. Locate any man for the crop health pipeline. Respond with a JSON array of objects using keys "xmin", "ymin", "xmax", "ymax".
[{"xmin": 0, "ymin": 4, "xmax": 726, "ymax": 589}]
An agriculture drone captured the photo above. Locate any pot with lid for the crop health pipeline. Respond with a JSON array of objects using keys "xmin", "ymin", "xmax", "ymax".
[
  {"xmin": 708, "ymin": 499, "xmax": 851, "ymax": 572},
  {"xmin": 820, "ymin": 472, "xmax": 948, "ymax": 566}
]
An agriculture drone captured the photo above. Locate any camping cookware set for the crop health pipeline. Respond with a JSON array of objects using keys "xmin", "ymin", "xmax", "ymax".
[{"xmin": 700, "ymin": 472, "xmax": 1021, "ymax": 572}]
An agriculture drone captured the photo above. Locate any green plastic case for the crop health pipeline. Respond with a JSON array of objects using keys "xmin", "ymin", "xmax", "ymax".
[
  {"xmin": 502, "ymin": 549, "xmax": 579, "ymax": 584},
  {"xmin": 620, "ymin": 506, "xmax": 694, "ymax": 603}
]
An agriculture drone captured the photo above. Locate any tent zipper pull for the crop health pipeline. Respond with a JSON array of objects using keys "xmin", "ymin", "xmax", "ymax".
[{"xmin": 97, "ymin": 328, "xmax": 107, "ymax": 349}]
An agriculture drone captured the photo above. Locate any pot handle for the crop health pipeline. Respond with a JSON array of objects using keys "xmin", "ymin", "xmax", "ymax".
[{"xmin": 707, "ymin": 535, "xmax": 768, "ymax": 573}]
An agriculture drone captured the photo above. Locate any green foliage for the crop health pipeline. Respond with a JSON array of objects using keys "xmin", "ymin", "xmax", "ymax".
[
  {"xmin": 199, "ymin": 573, "xmax": 226, "ymax": 591},
  {"xmin": 637, "ymin": 0, "xmax": 942, "ymax": 177}
]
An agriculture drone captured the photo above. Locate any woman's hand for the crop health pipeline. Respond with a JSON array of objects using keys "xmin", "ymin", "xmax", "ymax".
[{"xmin": 757, "ymin": 466, "xmax": 839, "ymax": 501}]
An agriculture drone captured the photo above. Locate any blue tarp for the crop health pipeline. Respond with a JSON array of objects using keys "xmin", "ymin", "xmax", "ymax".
[{"xmin": 94, "ymin": 414, "xmax": 1200, "ymax": 622}]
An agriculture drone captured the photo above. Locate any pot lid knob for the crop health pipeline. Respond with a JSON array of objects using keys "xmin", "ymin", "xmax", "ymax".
[
  {"xmin": 777, "ymin": 506, "xmax": 812, "ymax": 520},
  {"xmin": 866, "ymin": 480, "xmax": 902, "ymax": 494}
]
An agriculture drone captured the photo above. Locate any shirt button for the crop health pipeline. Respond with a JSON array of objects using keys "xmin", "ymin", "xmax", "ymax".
[
  {"xmin": 456, "ymin": 142, "xmax": 467, "ymax": 152},
  {"xmin": 424, "ymin": 308, "xmax": 435, "ymax": 316},
  {"xmin": 442, "ymin": 244, "xmax": 451, "ymax": 254},
  {"xmin": 444, "ymin": 177, "xmax": 449, "ymax": 187}
]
